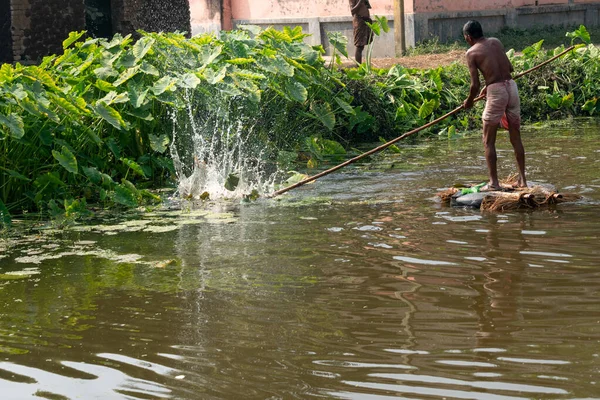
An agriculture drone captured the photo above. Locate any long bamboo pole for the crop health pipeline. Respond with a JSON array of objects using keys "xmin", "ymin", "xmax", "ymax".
[{"xmin": 269, "ymin": 45, "xmax": 576, "ymax": 198}]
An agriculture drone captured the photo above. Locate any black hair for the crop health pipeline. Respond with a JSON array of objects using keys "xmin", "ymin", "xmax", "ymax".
[{"xmin": 463, "ymin": 20, "xmax": 483, "ymax": 39}]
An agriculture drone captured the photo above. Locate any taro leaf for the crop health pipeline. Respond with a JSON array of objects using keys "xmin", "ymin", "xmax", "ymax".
[
  {"xmin": 376, "ymin": 16, "xmax": 390, "ymax": 34},
  {"xmin": 566, "ymin": 25, "xmax": 591, "ymax": 45},
  {"xmin": 121, "ymin": 158, "xmax": 146, "ymax": 178},
  {"xmin": 307, "ymin": 158, "xmax": 318, "ymax": 169},
  {"xmin": 367, "ymin": 21, "xmax": 381, "ymax": 36},
  {"xmin": 447, "ymin": 125, "xmax": 458, "ymax": 139},
  {"xmin": 285, "ymin": 80, "xmax": 308, "ymax": 103},
  {"xmin": 204, "ymin": 66, "xmax": 228, "ymax": 85},
  {"xmin": 106, "ymin": 137, "xmax": 121, "ymax": 158},
  {"xmin": 152, "ymin": 76, "xmax": 178, "ymax": 95},
  {"xmin": 140, "ymin": 62, "xmax": 160, "ymax": 76},
  {"xmin": 149, "ymin": 134, "xmax": 170, "ymax": 154},
  {"xmin": 418, "ymin": 99, "xmax": 436, "ymax": 119},
  {"xmin": 334, "ymin": 97, "xmax": 355, "ymax": 114},
  {"xmin": 125, "ymin": 108, "xmax": 154, "ymax": 121},
  {"xmin": 224, "ymin": 173, "xmax": 240, "ymax": 191},
  {"xmin": 546, "ymin": 92, "xmax": 563, "ymax": 109},
  {"xmin": 0, "ymin": 113, "xmax": 25, "ymax": 139},
  {"xmin": 96, "ymin": 79, "xmax": 116, "ymax": 92},
  {"xmin": 83, "ymin": 166, "xmax": 102, "ymax": 184},
  {"xmin": 237, "ymin": 24, "xmax": 263, "ymax": 35},
  {"xmin": 128, "ymin": 83, "xmax": 149, "ymax": 108},
  {"xmin": 99, "ymin": 91, "xmax": 129, "ymax": 105},
  {"xmin": 327, "ymin": 32, "xmax": 349, "ymax": 58},
  {"xmin": 0, "ymin": 199, "xmax": 11, "ymax": 228},
  {"xmin": 63, "ymin": 31, "xmax": 85, "ymax": 49},
  {"xmin": 284, "ymin": 171, "xmax": 310, "ymax": 186},
  {"xmin": 395, "ymin": 103, "xmax": 408, "ymax": 120},
  {"xmin": 94, "ymin": 102, "xmax": 128, "ymax": 130},
  {"xmin": 113, "ymin": 183, "xmax": 138, "ymax": 207},
  {"xmin": 133, "ymin": 36, "xmax": 155, "ymax": 61},
  {"xmin": 257, "ymin": 55, "xmax": 295, "ymax": 77},
  {"xmin": 582, "ymin": 98, "xmax": 597, "ymax": 114},
  {"xmin": 321, "ymin": 139, "xmax": 346, "ymax": 155},
  {"xmin": 0, "ymin": 64, "xmax": 14, "ymax": 82},
  {"xmin": 523, "ymin": 40, "xmax": 544, "ymax": 58},
  {"xmin": 52, "ymin": 146, "xmax": 78, "ymax": 174},
  {"xmin": 200, "ymin": 45, "xmax": 223, "ymax": 66},
  {"xmin": 178, "ymin": 73, "xmax": 201, "ymax": 89},
  {"xmin": 5, "ymin": 168, "xmax": 31, "ymax": 182},
  {"xmin": 562, "ymin": 93, "xmax": 574, "ymax": 108},
  {"xmin": 225, "ymin": 58, "xmax": 255, "ymax": 65},
  {"xmin": 113, "ymin": 65, "xmax": 141, "ymax": 87},
  {"xmin": 94, "ymin": 67, "xmax": 118, "ymax": 80},
  {"xmin": 312, "ymin": 102, "xmax": 336, "ymax": 131}
]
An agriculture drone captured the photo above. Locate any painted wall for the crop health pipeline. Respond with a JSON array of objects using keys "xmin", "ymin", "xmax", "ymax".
[
  {"xmin": 412, "ymin": 0, "xmax": 568, "ymax": 13},
  {"xmin": 190, "ymin": 0, "xmax": 222, "ymax": 35},
  {"xmin": 230, "ymin": 0, "xmax": 395, "ymax": 20}
]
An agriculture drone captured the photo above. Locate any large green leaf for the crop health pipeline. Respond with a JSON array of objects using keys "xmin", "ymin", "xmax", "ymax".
[
  {"xmin": 52, "ymin": 146, "xmax": 78, "ymax": 174},
  {"xmin": 128, "ymin": 83, "xmax": 149, "ymax": 108},
  {"xmin": 546, "ymin": 92, "xmax": 563, "ymax": 109},
  {"xmin": 327, "ymin": 32, "xmax": 349, "ymax": 58},
  {"xmin": 257, "ymin": 55, "xmax": 295, "ymax": 77},
  {"xmin": 312, "ymin": 102, "xmax": 336, "ymax": 131},
  {"xmin": 582, "ymin": 98, "xmax": 597, "ymax": 114},
  {"xmin": 94, "ymin": 102, "xmax": 128, "ymax": 130},
  {"xmin": 113, "ymin": 65, "xmax": 141, "ymax": 87},
  {"xmin": 133, "ymin": 36, "xmax": 155, "ymax": 61},
  {"xmin": 418, "ymin": 99, "xmax": 436, "ymax": 119},
  {"xmin": 285, "ymin": 80, "xmax": 308, "ymax": 103},
  {"xmin": 335, "ymin": 97, "xmax": 355, "ymax": 114},
  {"xmin": 149, "ymin": 134, "xmax": 170, "ymax": 153},
  {"xmin": 566, "ymin": 25, "xmax": 591, "ymax": 45},
  {"xmin": 113, "ymin": 183, "xmax": 139, "ymax": 207},
  {"xmin": 204, "ymin": 67, "xmax": 228, "ymax": 85},
  {"xmin": 63, "ymin": 31, "xmax": 85, "ymax": 49},
  {"xmin": 0, "ymin": 113, "xmax": 25, "ymax": 139},
  {"xmin": 178, "ymin": 73, "xmax": 201, "ymax": 89},
  {"xmin": 83, "ymin": 166, "xmax": 103, "ymax": 184},
  {"xmin": 121, "ymin": 158, "xmax": 146, "ymax": 178},
  {"xmin": 0, "ymin": 64, "xmax": 14, "ymax": 82},
  {"xmin": 152, "ymin": 76, "xmax": 178, "ymax": 95}
]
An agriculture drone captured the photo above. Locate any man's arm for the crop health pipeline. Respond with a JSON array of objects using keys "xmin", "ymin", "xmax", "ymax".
[{"xmin": 464, "ymin": 52, "xmax": 481, "ymax": 109}]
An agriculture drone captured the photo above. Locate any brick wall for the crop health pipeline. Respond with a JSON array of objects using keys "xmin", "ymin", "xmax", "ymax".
[
  {"xmin": 0, "ymin": 0, "xmax": 12, "ymax": 62},
  {"xmin": 112, "ymin": 0, "xmax": 192, "ymax": 37},
  {"xmin": 2, "ymin": 0, "xmax": 191, "ymax": 63},
  {"xmin": 11, "ymin": 0, "xmax": 85, "ymax": 62}
]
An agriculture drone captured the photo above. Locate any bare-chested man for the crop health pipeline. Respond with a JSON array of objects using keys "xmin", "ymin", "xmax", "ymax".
[
  {"xmin": 463, "ymin": 20, "xmax": 527, "ymax": 190},
  {"xmin": 349, "ymin": 0, "xmax": 373, "ymax": 64}
]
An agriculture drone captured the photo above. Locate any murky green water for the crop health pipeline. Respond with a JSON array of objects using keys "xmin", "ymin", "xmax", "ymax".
[{"xmin": 1, "ymin": 122, "xmax": 599, "ymax": 399}]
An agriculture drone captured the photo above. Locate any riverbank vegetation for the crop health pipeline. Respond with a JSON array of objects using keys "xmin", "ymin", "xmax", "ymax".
[{"xmin": 0, "ymin": 25, "xmax": 597, "ymax": 225}]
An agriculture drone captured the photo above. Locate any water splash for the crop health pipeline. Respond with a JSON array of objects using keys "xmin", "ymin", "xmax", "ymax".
[{"xmin": 170, "ymin": 95, "xmax": 280, "ymax": 200}]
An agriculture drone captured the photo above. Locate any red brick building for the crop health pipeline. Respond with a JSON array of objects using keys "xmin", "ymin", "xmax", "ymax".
[{"xmin": 1, "ymin": 0, "xmax": 191, "ymax": 63}]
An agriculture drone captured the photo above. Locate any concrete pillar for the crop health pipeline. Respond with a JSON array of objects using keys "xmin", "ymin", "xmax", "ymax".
[
  {"xmin": 307, "ymin": 17, "xmax": 322, "ymax": 46},
  {"xmin": 393, "ymin": 0, "xmax": 406, "ymax": 56}
]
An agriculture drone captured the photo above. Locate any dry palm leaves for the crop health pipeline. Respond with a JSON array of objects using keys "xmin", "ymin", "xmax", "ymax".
[{"xmin": 436, "ymin": 178, "xmax": 582, "ymax": 211}]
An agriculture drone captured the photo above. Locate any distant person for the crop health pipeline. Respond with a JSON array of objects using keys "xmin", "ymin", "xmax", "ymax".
[
  {"xmin": 349, "ymin": 0, "xmax": 373, "ymax": 64},
  {"xmin": 462, "ymin": 20, "xmax": 527, "ymax": 190}
]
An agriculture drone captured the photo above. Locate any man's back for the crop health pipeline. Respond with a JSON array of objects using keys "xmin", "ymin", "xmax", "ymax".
[{"xmin": 466, "ymin": 38, "xmax": 513, "ymax": 85}]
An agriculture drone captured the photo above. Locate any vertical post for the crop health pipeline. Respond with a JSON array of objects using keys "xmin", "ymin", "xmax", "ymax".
[
  {"xmin": 394, "ymin": 0, "xmax": 405, "ymax": 56},
  {"xmin": 222, "ymin": 0, "xmax": 233, "ymax": 31}
]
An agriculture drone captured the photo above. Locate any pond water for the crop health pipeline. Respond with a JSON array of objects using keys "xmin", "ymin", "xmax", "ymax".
[{"xmin": 0, "ymin": 122, "xmax": 599, "ymax": 400}]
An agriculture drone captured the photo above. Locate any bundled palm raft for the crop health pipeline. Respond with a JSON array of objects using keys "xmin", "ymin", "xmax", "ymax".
[{"xmin": 436, "ymin": 176, "xmax": 582, "ymax": 211}]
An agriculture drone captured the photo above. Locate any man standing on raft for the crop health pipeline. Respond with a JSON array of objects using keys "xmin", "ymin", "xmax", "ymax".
[
  {"xmin": 349, "ymin": 0, "xmax": 373, "ymax": 64},
  {"xmin": 462, "ymin": 20, "xmax": 527, "ymax": 190}
]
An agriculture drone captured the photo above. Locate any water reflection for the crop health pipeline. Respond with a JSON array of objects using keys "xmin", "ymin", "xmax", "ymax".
[{"xmin": 0, "ymin": 125, "xmax": 599, "ymax": 398}]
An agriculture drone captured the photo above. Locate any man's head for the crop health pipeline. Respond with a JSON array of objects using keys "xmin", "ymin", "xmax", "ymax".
[{"xmin": 463, "ymin": 20, "xmax": 483, "ymax": 46}]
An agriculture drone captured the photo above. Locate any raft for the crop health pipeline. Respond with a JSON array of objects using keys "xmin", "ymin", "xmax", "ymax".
[{"xmin": 436, "ymin": 178, "xmax": 581, "ymax": 211}]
